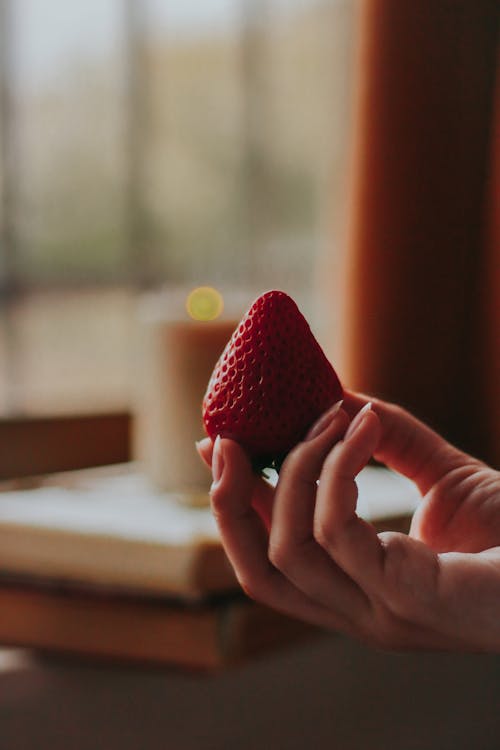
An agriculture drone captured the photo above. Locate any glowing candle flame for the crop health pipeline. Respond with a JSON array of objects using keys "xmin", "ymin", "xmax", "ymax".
[{"xmin": 186, "ymin": 287, "xmax": 224, "ymax": 321}]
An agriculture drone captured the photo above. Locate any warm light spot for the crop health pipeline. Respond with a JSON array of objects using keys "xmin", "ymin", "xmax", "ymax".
[{"xmin": 186, "ymin": 287, "xmax": 224, "ymax": 321}]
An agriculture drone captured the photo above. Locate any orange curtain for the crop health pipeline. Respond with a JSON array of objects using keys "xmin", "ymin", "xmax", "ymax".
[
  {"xmin": 481, "ymin": 53, "xmax": 500, "ymax": 467},
  {"xmin": 328, "ymin": 0, "xmax": 500, "ymax": 466}
]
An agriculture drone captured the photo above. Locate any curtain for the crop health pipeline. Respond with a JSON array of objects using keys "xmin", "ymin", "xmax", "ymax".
[{"xmin": 325, "ymin": 0, "xmax": 500, "ymax": 466}]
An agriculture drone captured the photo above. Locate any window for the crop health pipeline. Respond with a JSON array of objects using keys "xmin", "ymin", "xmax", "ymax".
[{"xmin": 0, "ymin": 0, "xmax": 355, "ymax": 416}]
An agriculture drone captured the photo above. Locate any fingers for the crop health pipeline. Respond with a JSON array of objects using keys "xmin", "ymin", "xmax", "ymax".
[
  {"xmin": 203, "ymin": 399, "xmax": 500, "ymax": 651},
  {"xmin": 311, "ymin": 409, "xmax": 446, "ymax": 642},
  {"xmin": 196, "ymin": 436, "xmax": 274, "ymax": 528},
  {"xmin": 343, "ymin": 391, "xmax": 477, "ymax": 495},
  {"xmin": 206, "ymin": 411, "xmax": 448, "ymax": 648},
  {"xmin": 196, "ymin": 437, "xmax": 213, "ymax": 469},
  {"xmin": 209, "ymin": 437, "xmax": 354, "ymax": 630},
  {"xmin": 269, "ymin": 404, "xmax": 371, "ymax": 619},
  {"xmin": 209, "ymin": 437, "xmax": 269, "ymax": 567},
  {"xmin": 313, "ymin": 404, "xmax": 387, "ymax": 593}
]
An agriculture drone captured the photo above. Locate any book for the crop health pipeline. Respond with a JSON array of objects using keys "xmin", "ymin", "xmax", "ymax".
[
  {"xmin": 0, "ymin": 465, "xmax": 419, "ymax": 599},
  {"xmin": 0, "ymin": 582, "xmax": 314, "ymax": 669},
  {"xmin": 0, "ymin": 465, "xmax": 419, "ymax": 667}
]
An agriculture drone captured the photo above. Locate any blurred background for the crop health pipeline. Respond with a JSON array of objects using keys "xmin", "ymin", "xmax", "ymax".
[
  {"xmin": 0, "ymin": 0, "xmax": 355, "ymax": 416},
  {"xmin": 0, "ymin": 7, "xmax": 498, "ymax": 748}
]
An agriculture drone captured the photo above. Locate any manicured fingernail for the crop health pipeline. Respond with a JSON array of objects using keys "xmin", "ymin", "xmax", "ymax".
[
  {"xmin": 344, "ymin": 402, "xmax": 373, "ymax": 441},
  {"xmin": 305, "ymin": 399, "xmax": 344, "ymax": 441},
  {"xmin": 210, "ymin": 435, "xmax": 224, "ymax": 492}
]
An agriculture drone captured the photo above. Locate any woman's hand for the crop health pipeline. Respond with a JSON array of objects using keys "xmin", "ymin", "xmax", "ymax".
[{"xmin": 196, "ymin": 393, "xmax": 500, "ymax": 652}]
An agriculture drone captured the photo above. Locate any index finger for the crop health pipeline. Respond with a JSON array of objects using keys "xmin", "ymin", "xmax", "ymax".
[
  {"xmin": 210, "ymin": 438, "xmax": 353, "ymax": 630},
  {"xmin": 196, "ymin": 436, "xmax": 275, "ymax": 529}
]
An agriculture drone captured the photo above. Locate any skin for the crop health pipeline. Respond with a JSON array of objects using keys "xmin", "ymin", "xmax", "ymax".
[{"xmin": 196, "ymin": 392, "xmax": 500, "ymax": 652}]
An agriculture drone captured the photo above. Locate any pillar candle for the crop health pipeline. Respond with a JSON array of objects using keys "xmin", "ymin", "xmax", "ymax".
[{"xmin": 133, "ymin": 288, "xmax": 240, "ymax": 501}]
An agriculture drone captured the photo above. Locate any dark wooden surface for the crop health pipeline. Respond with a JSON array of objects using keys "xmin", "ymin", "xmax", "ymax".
[{"xmin": 0, "ymin": 412, "xmax": 131, "ymax": 480}]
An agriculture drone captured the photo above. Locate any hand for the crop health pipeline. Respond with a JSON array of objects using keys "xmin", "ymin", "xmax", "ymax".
[{"xmin": 196, "ymin": 392, "xmax": 500, "ymax": 652}]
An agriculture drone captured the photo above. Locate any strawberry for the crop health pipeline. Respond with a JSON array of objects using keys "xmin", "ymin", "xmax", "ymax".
[{"xmin": 202, "ymin": 290, "xmax": 343, "ymax": 472}]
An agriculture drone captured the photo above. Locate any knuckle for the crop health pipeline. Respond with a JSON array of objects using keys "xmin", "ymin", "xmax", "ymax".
[
  {"xmin": 313, "ymin": 518, "xmax": 336, "ymax": 552},
  {"xmin": 380, "ymin": 531, "xmax": 408, "ymax": 570},
  {"xmin": 209, "ymin": 498, "xmax": 228, "ymax": 528},
  {"xmin": 387, "ymin": 402, "xmax": 409, "ymax": 423},
  {"xmin": 209, "ymin": 499, "xmax": 223, "ymax": 523},
  {"xmin": 323, "ymin": 444, "xmax": 340, "ymax": 468},
  {"xmin": 209, "ymin": 485, "xmax": 225, "ymax": 514},
  {"xmin": 319, "ymin": 446, "xmax": 342, "ymax": 480},
  {"xmin": 267, "ymin": 538, "xmax": 291, "ymax": 571},
  {"xmin": 237, "ymin": 575, "xmax": 262, "ymax": 602},
  {"xmin": 236, "ymin": 569, "xmax": 277, "ymax": 605},
  {"xmin": 280, "ymin": 444, "xmax": 306, "ymax": 476},
  {"xmin": 379, "ymin": 532, "xmax": 439, "ymax": 620}
]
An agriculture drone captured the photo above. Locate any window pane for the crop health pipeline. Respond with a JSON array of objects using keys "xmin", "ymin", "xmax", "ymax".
[
  {"xmin": 8, "ymin": 288, "xmax": 134, "ymax": 414},
  {"xmin": 144, "ymin": 0, "xmax": 249, "ymax": 285},
  {"xmin": 11, "ymin": 0, "xmax": 128, "ymax": 282},
  {"xmin": 241, "ymin": 0, "xmax": 356, "ymax": 303},
  {"xmin": 0, "ymin": 0, "xmax": 355, "ymax": 414}
]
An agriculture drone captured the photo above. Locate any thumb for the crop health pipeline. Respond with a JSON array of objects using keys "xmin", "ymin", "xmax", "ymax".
[
  {"xmin": 344, "ymin": 391, "xmax": 475, "ymax": 495},
  {"xmin": 195, "ymin": 436, "xmax": 213, "ymax": 469}
]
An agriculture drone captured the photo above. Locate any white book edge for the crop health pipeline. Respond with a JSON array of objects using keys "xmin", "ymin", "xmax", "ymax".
[{"xmin": 0, "ymin": 467, "xmax": 420, "ymax": 596}]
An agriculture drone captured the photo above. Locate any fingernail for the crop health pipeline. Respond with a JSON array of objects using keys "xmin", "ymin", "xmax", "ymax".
[
  {"xmin": 344, "ymin": 402, "xmax": 373, "ymax": 441},
  {"xmin": 210, "ymin": 435, "xmax": 224, "ymax": 492},
  {"xmin": 305, "ymin": 399, "xmax": 344, "ymax": 441}
]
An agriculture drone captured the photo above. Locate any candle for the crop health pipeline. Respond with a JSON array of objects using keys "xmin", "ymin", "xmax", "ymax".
[{"xmin": 133, "ymin": 287, "xmax": 240, "ymax": 502}]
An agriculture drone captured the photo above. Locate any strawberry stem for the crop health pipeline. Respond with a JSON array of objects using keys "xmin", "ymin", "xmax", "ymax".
[{"xmin": 252, "ymin": 452, "xmax": 287, "ymax": 477}]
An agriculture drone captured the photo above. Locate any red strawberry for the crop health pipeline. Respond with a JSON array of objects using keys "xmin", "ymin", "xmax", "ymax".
[{"xmin": 202, "ymin": 290, "xmax": 343, "ymax": 471}]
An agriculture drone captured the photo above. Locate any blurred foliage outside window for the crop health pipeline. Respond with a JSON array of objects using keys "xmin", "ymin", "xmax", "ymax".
[{"xmin": 0, "ymin": 0, "xmax": 355, "ymax": 415}]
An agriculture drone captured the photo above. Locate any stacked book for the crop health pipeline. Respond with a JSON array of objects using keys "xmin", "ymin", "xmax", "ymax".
[{"xmin": 0, "ymin": 466, "xmax": 419, "ymax": 669}]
